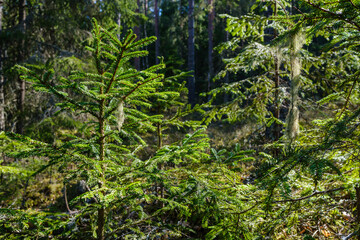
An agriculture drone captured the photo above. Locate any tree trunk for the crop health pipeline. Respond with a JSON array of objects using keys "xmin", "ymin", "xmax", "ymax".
[
  {"xmin": 97, "ymin": 98, "xmax": 106, "ymax": 240},
  {"xmin": 97, "ymin": 207, "xmax": 105, "ymax": 240},
  {"xmin": 134, "ymin": 0, "xmax": 141, "ymax": 70},
  {"xmin": 188, "ymin": 0, "xmax": 195, "ymax": 106},
  {"xmin": 286, "ymin": 31, "xmax": 304, "ymax": 142},
  {"xmin": 144, "ymin": 0, "xmax": 149, "ymax": 68},
  {"xmin": 0, "ymin": 2, "xmax": 5, "ymax": 132},
  {"xmin": 224, "ymin": 6, "xmax": 230, "ymax": 103},
  {"xmin": 356, "ymin": 185, "xmax": 360, "ymax": 240},
  {"xmin": 207, "ymin": 0, "xmax": 214, "ymax": 98},
  {"xmin": 274, "ymin": 49, "xmax": 280, "ymax": 141},
  {"xmin": 17, "ymin": 0, "xmax": 26, "ymax": 134},
  {"xmin": 285, "ymin": 0, "xmax": 304, "ymax": 143},
  {"xmin": 224, "ymin": 30, "xmax": 229, "ymax": 103},
  {"xmin": 273, "ymin": 2, "xmax": 280, "ymax": 141},
  {"xmin": 155, "ymin": 0, "xmax": 160, "ymax": 65}
]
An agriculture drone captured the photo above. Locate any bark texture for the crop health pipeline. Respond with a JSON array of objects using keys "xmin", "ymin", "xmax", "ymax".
[{"xmin": 286, "ymin": 30, "xmax": 304, "ymax": 142}]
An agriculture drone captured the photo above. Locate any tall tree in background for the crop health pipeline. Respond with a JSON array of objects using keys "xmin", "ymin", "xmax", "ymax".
[
  {"xmin": 102, "ymin": 0, "xmax": 139, "ymax": 31},
  {"xmin": 188, "ymin": 0, "xmax": 195, "ymax": 106},
  {"xmin": 155, "ymin": 0, "xmax": 160, "ymax": 64},
  {"xmin": 221, "ymin": 0, "xmax": 233, "ymax": 103},
  {"xmin": 134, "ymin": 0, "xmax": 141, "ymax": 70},
  {"xmin": 285, "ymin": 1, "xmax": 304, "ymax": 142},
  {"xmin": 286, "ymin": 29, "xmax": 304, "ymax": 142},
  {"xmin": 207, "ymin": 0, "xmax": 215, "ymax": 95},
  {"xmin": 223, "ymin": 22, "xmax": 230, "ymax": 103},
  {"xmin": 16, "ymin": 0, "xmax": 26, "ymax": 134},
  {"xmin": 272, "ymin": 1, "xmax": 281, "ymax": 141},
  {"xmin": 0, "ymin": 2, "xmax": 4, "ymax": 132},
  {"xmin": 143, "ymin": 0, "xmax": 149, "ymax": 68}
]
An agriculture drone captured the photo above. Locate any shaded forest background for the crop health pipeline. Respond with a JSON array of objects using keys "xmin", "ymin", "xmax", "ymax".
[{"xmin": 0, "ymin": 0, "xmax": 360, "ymax": 239}]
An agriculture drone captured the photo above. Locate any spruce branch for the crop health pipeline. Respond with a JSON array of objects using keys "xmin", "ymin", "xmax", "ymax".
[
  {"xmin": 122, "ymin": 74, "xmax": 164, "ymax": 101},
  {"xmin": 303, "ymin": 0, "xmax": 360, "ymax": 30},
  {"xmin": 104, "ymin": 48, "xmax": 125, "ymax": 94},
  {"xmin": 338, "ymin": 71, "xmax": 360, "ymax": 119},
  {"xmin": 17, "ymin": 66, "xmax": 99, "ymax": 117}
]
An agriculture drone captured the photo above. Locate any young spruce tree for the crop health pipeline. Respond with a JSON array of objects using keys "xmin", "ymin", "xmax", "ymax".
[{"xmin": 5, "ymin": 18, "xmax": 210, "ymax": 239}]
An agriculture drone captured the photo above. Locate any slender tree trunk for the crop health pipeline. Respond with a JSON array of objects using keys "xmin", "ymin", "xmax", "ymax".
[
  {"xmin": 285, "ymin": 0, "xmax": 304, "ymax": 143},
  {"xmin": 156, "ymin": 121, "xmax": 164, "ymax": 204},
  {"xmin": 97, "ymin": 97, "xmax": 106, "ymax": 240},
  {"xmin": 286, "ymin": 30, "xmax": 304, "ymax": 142},
  {"xmin": 356, "ymin": 185, "xmax": 360, "ymax": 240},
  {"xmin": 207, "ymin": 0, "xmax": 214, "ymax": 98},
  {"xmin": 188, "ymin": 0, "xmax": 195, "ymax": 106},
  {"xmin": 144, "ymin": 0, "xmax": 149, "ymax": 68},
  {"xmin": 97, "ymin": 207, "xmax": 105, "ymax": 240},
  {"xmin": 17, "ymin": 0, "xmax": 26, "ymax": 134},
  {"xmin": 134, "ymin": 0, "xmax": 141, "ymax": 70},
  {"xmin": 0, "ymin": 3, "xmax": 5, "ymax": 132},
  {"xmin": 155, "ymin": 0, "xmax": 160, "ymax": 65},
  {"xmin": 224, "ymin": 6, "xmax": 230, "ymax": 103},
  {"xmin": 273, "ymin": 2, "xmax": 280, "ymax": 141},
  {"xmin": 224, "ymin": 30, "xmax": 229, "ymax": 103},
  {"xmin": 274, "ymin": 51, "xmax": 280, "ymax": 141},
  {"xmin": 178, "ymin": 0, "xmax": 185, "ymax": 67}
]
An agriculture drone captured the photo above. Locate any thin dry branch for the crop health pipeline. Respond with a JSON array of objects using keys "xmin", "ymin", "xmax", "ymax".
[{"xmin": 273, "ymin": 187, "xmax": 344, "ymax": 203}]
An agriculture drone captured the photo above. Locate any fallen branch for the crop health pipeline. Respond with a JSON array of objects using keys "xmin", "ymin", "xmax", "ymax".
[{"xmin": 342, "ymin": 230, "xmax": 358, "ymax": 240}]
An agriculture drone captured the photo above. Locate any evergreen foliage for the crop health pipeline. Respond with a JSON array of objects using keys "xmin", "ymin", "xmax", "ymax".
[{"xmin": 1, "ymin": 19, "xmax": 210, "ymax": 239}]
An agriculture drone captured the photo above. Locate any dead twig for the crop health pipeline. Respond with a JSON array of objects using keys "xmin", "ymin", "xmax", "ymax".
[{"xmin": 273, "ymin": 187, "xmax": 344, "ymax": 203}]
